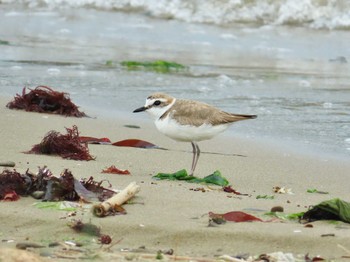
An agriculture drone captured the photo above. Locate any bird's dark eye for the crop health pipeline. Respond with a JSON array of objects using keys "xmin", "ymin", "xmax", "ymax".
[{"xmin": 154, "ymin": 100, "xmax": 161, "ymax": 106}]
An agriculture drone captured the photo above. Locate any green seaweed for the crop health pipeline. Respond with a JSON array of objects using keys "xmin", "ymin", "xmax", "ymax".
[
  {"xmin": 105, "ymin": 60, "xmax": 113, "ymax": 66},
  {"xmin": 121, "ymin": 60, "xmax": 186, "ymax": 73},
  {"xmin": 153, "ymin": 169, "xmax": 229, "ymax": 186},
  {"xmin": 0, "ymin": 40, "xmax": 10, "ymax": 45},
  {"xmin": 256, "ymin": 195, "xmax": 275, "ymax": 200},
  {"xmin": 307, "ymin": 188, "xmax": 329, "ymax": 194},
  {"xmin": 303, "ymin": 198, "xmax": 350, "ymax": 223},
  {"xmin": 156, "ymin": 251, "xmax": 163, "ymax": 260},
  {"xmin": 33, "ymin": 201, "xmax": 78, "ymax": 211},
  {"xmin": 265, "ymin": 211, "xmax": 304, "ymax": 220}
]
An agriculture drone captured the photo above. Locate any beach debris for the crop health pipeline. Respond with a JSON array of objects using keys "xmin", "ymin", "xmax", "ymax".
[
  {"xmin": 273, "ymin": 186, "xmax": 293, "ymax": 194},
  {"xmin": 270, "ymin": 206, "xmax": 284, "ymax": 212},
  {"xmin": 0, "ymin": 161, "xmax": 16, "ymax": 167},
  {"xmin": 26, "ymin": 125, "xmax": 94, "ymax": 161},
  {"xmin": 77, "ymin": 135, "xmax": 162, "ymax": 149},
  {"xmin": 209, "ymin": 211, "xmax": 262, "ymax": 224},
  {"xmin": 2, "ymin": 190, "xmax": 20, "ymax": 201},
  {"xmin": 305, "ymin": 253, "xmax": 326, "ymax": 261},
  {"xmin": 41, "ymin": 169, "xmax": 99, "ymax": 201},
  {"xmin": 16, "ymin": 242, "xmax": 45, "ymax": 250},
  {"xmin": 102, "ymin": 165, "xmax": 131, "ymax": 175},
  {"xmin": 42, "ymin": 169, "xmax": 78, "ymax": 201},
  {"xmin": 6, "ymin": 86, "xmax": 87, "ymax": 117},
  {"xmin": 63, "ymin": 240, "xmax": 83, "ymax": 247},
  {"xmin": 189, "ymin": 187, "xmax": 208, "ymax": 192},
  {"xmin": 92, "ymin": 182, "xmax": 140, "ymax": 217},
  {"xmin": 258, "ymin": 252, "xmax": 295, "ymax": 261},
  {"xmin": 112, "ymin": 139, "xmax": 159, "ymax": 149},
  {"xmin": 60, "ymin": 211, "xmax": 77, "ymax": 219},
  {"xmin": 208, "ymin": 216, "xmax": 226, "ymax": 226},
  {"xmin": 79, "ymin": 136, "xmax": 111, "ymax": 144},
  {"xmin": 154, "ymin": 169, "xmax": 230, "ymax": 186},
  {"xmin": 156, "ymin": 250, "xmax": 163, "ymax": 259},
  {"xmin": 80, "ymin": 176, "xmax": 116, "ymax": 201},
  {"xmin": 98, "ymin": 234, "xmax": 112, "ymax": 245},
  {"xmin": 33, "ymin": 201, "xmax": 80, "ymax": 211},
  {"xmin": 0, "ymin": 169, "xmax": 29, "ymax": 200},
  {"xmin": 307, "ymin": 188, "xmax": 329, "ymax": 194},
  {"xmin": 218, "ymin": 254, "xmax": 251, "ymax": 261},
  {"xmin": 68, "ymin": 219, "xmax": 101, "ymax": 236},
  {"xmin": 124, "ymin": 124, "xmax": 141, "ymax": 129},
  {"xmin": 321, "ymin": 233, "xmax": 335, "ymax": 237},
  {"xmin": 31, "ymin": 190, "xmax": 45, "ymax": 199},
  {"xmin": 256, "ymin": 195, "xmax": 275, "ymax": 200},
  {"xmin": 265, "ymin": 211, "xmax": 303, "ymax": 221},
  {"xmin": 121, "ymin": 60, "xmax": 187, "ymax": 74},
  {"xmin": 301, "ymin": 198, "xmax": 350, "ymax": 224},
  {"xmin": 0, "ymin": 166, "xmax": 118, "ymax": 203},
  {"xmin": 223, "ymin": 185, "xmax": 249, "ymax": 196}
]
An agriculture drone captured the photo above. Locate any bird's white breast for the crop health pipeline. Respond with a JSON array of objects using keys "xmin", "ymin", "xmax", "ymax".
[{"xmin": 154, "ymin": 114, "xmax": 230, "ymax": 142}]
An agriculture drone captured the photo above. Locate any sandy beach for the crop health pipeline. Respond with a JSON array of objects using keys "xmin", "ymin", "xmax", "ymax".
[{"xmin": 1, "ymin": 94, "xmax": 350, "ymax": 261}]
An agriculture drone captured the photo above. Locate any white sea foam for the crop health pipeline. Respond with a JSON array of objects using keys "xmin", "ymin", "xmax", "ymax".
[
  {"xmin": 47, "ymin": 68, "xmax": 61, "ymax": 75},
  {"xmin": 11, "ymin": 65, "xmax": 22, "ymax": 70},
  {"xmin": 2, "ymin": 0, "xmax": 350, "ymax": 30}
]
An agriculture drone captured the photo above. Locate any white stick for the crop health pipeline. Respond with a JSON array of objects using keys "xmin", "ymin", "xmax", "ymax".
[{"xmin": 93, "ymin": 182, "xmax": 140, "ymax": 217}]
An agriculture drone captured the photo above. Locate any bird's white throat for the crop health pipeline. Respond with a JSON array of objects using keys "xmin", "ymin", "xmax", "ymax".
[{"xmin": 146, "ymin": 97, "xmax": 176, "ymax": 120}]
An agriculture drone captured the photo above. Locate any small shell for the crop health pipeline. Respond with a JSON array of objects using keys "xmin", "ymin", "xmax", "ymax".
[
  {"xmin": 31, "ymin": 191, "xmax": 45, "ymax": 199},
  {"xmin": 273, "ymin": 186, "xmax": 293, "ymax": 194}
]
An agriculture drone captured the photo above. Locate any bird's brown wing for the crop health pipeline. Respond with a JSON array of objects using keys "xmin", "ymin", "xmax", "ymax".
[{"xmin": 164, "ymin": 99, "xmax": 256, "ymax": 127}]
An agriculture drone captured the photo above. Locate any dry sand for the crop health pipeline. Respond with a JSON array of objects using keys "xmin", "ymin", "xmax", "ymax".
[{"xmin": 1, "ymin": 95, "xmax": 350, "ymax": 261}]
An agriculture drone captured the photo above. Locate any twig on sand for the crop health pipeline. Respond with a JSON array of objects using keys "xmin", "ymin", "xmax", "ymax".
[{"xmin": 92, "ymin": 182, "xmax": 140, "ymax": 217}]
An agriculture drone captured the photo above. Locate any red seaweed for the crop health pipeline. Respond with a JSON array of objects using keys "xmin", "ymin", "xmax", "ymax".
[
  {"xmin": 80, "ymin": 177, "xmax": 116, "ymax": 201},
  {"xmin": 98, "ymin": 234, "xmax": 112, "ymax": 245},
  {"xmin": 101, "ymin": 165, "xmax": 130, "ymax": 175},
  {"xmin": 0, "ymin": 167, "xmax": 116, "ymax": 202},
  {"xmin": 0, "ymin": 169, "xmax": 29, "ymax": 200},
  {"xmin": 112, "ymin": 139, "xmax": 158, "ymax": 148},
  {"xmin": 26, "ymin": 125, "xmax": 94, "ymax": 161},
  {"xmin": 6, "ymin": 86, "xmax": 87, "ymax": 117},
  {"xmin": 43, "ymin": 169, "xmax": 79, "ymax": 201},
  {"xmin": 3, "ymin": 190, "xmax": 20, "ymax": 201},
  {"xmin": 223, "ymin": 185, "xmax": 249, "ymax": 196},
  {"xmin": 209, "ymin": 211, "xmax": 263, "ymax": 222},
  {"xmin": 79, "ymin": 136, "xmax": 111, "ymax": 144}
]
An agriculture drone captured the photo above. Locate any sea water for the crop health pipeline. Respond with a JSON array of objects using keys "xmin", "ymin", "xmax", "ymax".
[{"xmin": 0, "ymin": 0, "xmax": 349, "ymax": 158}]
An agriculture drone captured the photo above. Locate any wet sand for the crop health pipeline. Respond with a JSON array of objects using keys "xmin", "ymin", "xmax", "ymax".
[{"xmin": 1, "ymin": 95, "xmax": 350, "ymax": 260}]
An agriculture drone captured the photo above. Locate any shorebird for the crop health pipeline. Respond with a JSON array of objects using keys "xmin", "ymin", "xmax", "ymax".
[{"xmin": 133, "ymin": 93, "xmax": 257, "ymax": 176}]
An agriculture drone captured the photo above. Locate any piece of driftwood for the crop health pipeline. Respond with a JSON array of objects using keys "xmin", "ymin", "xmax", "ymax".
[
  {"xmin": 92, "ymin": 182, "xmax": 140, "ymax": 217},
  {"xmin": 0, "ymin": 161, "xmax": 15, "ymax": 167}
]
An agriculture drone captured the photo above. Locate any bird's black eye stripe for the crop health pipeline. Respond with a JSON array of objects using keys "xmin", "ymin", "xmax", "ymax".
[{"xmin": 153, "ymin": 100, "xmax": 161, "ymax": 106}]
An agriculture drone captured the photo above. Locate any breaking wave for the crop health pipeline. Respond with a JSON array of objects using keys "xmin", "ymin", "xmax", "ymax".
[{"xmin": 2, "ymin": 0, "xmax": 350, "ymax": 30}]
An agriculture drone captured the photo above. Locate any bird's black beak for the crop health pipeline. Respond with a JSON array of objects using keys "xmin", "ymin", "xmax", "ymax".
[{"xmin": 133, "ymin": 106, "xmax": 148, "ymax": 113}]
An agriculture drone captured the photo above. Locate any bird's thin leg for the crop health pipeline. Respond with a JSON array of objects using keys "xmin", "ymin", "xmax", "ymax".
[
  {"xmin": 190, "ymin": 142, "xmax": 200, "ymax": 176},
  {"xmin": 190, "ymin": 142, "xmax": 197, "ymax": 175},
  {"xmin": 194, "ymin": 142, "xmax": 201, "ymax": 174}
]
